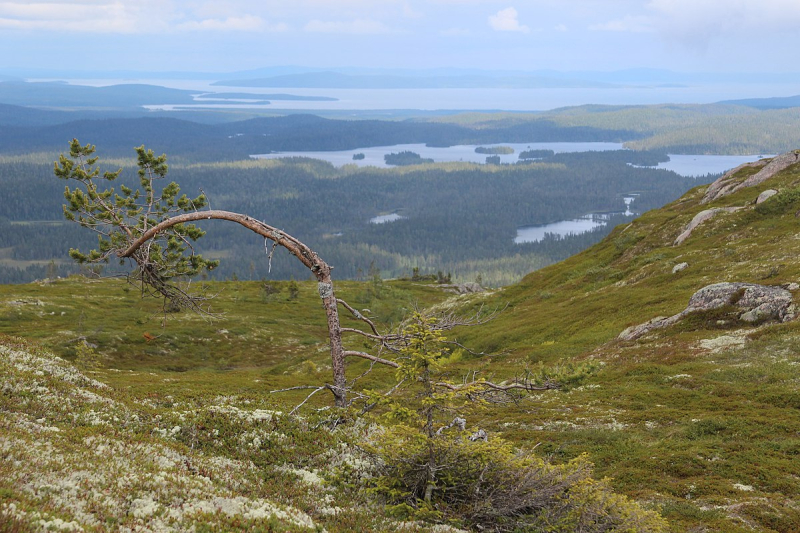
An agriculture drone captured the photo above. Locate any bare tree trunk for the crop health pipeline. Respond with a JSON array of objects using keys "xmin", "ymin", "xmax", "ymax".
[{"xmin": 119, "ymin": 210, "xmax": 348, "ymax": 407}]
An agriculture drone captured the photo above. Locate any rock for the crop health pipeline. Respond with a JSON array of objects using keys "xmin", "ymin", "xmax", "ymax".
[
  {"xmin": 672, "ymin": 262, "xmax": 689, "ymax": 273},
  {"xmin": 674, "ymin": 207, "xmax": 742, "ymax": 246},
  {"xmin": 701, "ymin": 160, "xmax": 767, "ymax": 204},
  {"xmin": 440, "ymin": 282, "xmax": 484, "ymax": 294},
  {"xmin": 702, "ymin": 151, "xmax": 800, "ymax": 204},
  {"xmin": 784, "ymin": 282, "xmax": 800, "ymax": 291},
  {"xmin": 618, "ymin": 315, "xmax": 681, "ymax": 341},
  {"xmin": 756, "ymin": 189, "xmax": 778, "ymax": 204},
  {"xmin": 619, "ymin": 282, "xmax": 795, "ymax": 340}
]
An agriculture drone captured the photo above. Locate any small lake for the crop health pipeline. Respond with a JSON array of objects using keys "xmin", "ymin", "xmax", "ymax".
[
  {"xmin": 370, "ymin": 213, "xmax": 405, "ymax": 224},
  {"xmin": 642, "ymin": 154, "xmax": 774, "ymax": 177},
  {"xmin": 252, "ymin": 142, "xmax": 624, "ymax": 168},
  {"xmin": 515, "ymin": 216, "xmax": 608, "ymax": 244},
  {"xmin": 515, "ymin": 194, "xmax": 639, "ymax": 244}
]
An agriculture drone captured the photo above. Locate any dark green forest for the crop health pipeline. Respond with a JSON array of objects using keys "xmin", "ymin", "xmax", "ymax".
[{"xmin": 0, "ymin": 148, "xmax": 708, "ymax": 286}]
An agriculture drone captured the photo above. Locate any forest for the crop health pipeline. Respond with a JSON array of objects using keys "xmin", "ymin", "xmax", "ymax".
[{"xmin": 0, "ymin": 148, "xmax": 705, "ymax": 286}]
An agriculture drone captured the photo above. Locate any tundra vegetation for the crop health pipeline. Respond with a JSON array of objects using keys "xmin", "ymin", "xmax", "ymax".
[{"xmin": 2, "ymin": 109, "xmax": 800, "ymax": 531}]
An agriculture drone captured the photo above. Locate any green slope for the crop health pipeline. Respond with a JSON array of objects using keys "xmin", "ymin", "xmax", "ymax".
[
  {"xmin": 449, "ymin": 151, "xmax": 800, "ymax": 532},
  {"xmin": 2, "ymin": 152, "xmax": 800, "ymax": 531}
]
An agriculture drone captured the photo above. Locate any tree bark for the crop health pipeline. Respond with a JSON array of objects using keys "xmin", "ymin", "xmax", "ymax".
[{"xmin": 119, "ymin": 210, "xmax": 348, "ymax": 407}]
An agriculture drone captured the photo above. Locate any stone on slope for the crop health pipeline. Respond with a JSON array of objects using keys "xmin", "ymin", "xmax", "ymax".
[
  {"xmin": 702, "ymin": 151, "xmax": 800, "ymax": 204},
  {"xmin": 619, "ymin": 282, "xmax": 795, "ymax": 340}
]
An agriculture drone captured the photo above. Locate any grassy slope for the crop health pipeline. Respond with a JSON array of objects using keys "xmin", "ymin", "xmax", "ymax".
[
  {"xmin": 0, "ymin": 280, "xmax": 463, "ymax": 532},
  {"xmin": 448, "ymin": 154, "xmax": 800, "ymax": 532},
  {"xmin": 3, "ymin": 155, "xmax": 800, "ymax": 531}
]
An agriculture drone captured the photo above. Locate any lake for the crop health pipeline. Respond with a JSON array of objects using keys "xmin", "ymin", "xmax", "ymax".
[
  {"xmin": 252, "ymin": 142, "xmax": 624, "ymax": 168},
  {"xmin": 43, "ymin": 79, "xmax": 800, "ymax": 112},
  {"xmin": 252, "ymin": 143, "xmax": 769, "ymax": 177}
]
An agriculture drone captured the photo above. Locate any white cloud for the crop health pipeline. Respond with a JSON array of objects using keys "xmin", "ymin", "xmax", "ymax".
[
  {"xmin": 554, "ymin": 23, "xmax": 567, "ymax": 32},
  {"xmin": 648, "ymin": 0, "xmax": 800, "ymax": 44},
  {"xmin": 589, "ymin": 0, "xmax": 800, "ymax": 48},
  {"xmin": 488, "ymin": 7, "xmax": 529, "ymax": 33},
  {"xmin": 0, "ymin": 1, "xmax": 285, "ymax": 33},
  {"xmin": 176, "ymin": 15, "xmax": 282, "ymax": 32},
  {"xmin": 590, "ymin": 15, "xmax": 653, "ymax": 33},
  {"xmin": 304, "ymin": 18, "xmax": 393, "ymax": 34}
]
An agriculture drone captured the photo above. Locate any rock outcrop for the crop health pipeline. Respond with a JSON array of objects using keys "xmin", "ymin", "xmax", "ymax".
[
  {"xmin": 702, "ymin": 151, "xmax": 800, "ymax": 204},
  {"xmin": 756, "ymin": 189, "xmax": 778, "ymax": 204},
  {"xmin": 673, "ymin": 207, "xmax": 743, "ymax": 246},
  {"xmin": 619, "ymin": 282, "xmax": 795, "ymax": 340}
]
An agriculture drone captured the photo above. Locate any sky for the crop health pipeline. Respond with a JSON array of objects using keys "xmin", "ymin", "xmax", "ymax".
[{"xmin": 1, "ymin": 0, "xmax": 799, "ymax": 74}]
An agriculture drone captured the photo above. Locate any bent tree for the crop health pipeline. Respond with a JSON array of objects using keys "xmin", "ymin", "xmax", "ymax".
[
  {"xmin": 56, "ymin": 140, "xmax": 548, "ymax": 408},
  {"xmin": 56, "ymin": 139, "xmax": 349, "ymax": 405}
]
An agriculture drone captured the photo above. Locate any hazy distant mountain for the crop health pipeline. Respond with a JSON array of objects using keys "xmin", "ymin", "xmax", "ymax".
[
  {"xmin": 0, "ymin": 81, "xmax": 197, "ymax": 108},
  {"xmin": 212, "ymin": 72, "xmax": 616, "ymax": 89},
  {"xmin": 718, "ymin": 94, "xmax": 800, "ymax": 110}
]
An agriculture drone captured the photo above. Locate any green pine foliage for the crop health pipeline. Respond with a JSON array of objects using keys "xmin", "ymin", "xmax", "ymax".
[{"xmin": 361, "ymin": 313, "xmax": 667, "ymax": 532}]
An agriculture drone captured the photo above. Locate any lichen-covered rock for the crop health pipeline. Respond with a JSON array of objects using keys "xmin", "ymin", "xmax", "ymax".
[
  {"xmin": 702, "ymin": 151, "xmax": 800, "ymax": 204},
  {"xmin": 685, "ymin": 283, "xmax": 793, "ymax": 322},
  {"xmin": 441, "ymin": 282, "xmax": 484, "ymax": 294},
  {"xmin": 673, "ymin": 207, "xmax": 742, "ymax": 246},
  {"xmin": 619, "ymin": 282, "xmax": 795, "ymax": 340},
  {"xmin": 756, "ymin": 189, "xmax": 778, "ymax": 204},
  {"xmin": 672, "ymin": 262, "xmax": 688, "ymax": 274}
]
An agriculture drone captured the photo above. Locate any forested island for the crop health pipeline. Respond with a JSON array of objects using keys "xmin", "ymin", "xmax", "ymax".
[
  {"xmin": 475, "ymin": 145, "xmax": 514, "ymax": 154},
  {"xmin": 384, "ymin": 150, "xmax": 435, "ymax": 166}
]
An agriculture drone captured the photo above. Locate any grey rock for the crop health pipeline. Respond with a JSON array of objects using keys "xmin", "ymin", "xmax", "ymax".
[
  {"xmin": 784, "ymin": 282, "xmax": 800, "ymax": 291},
  {"xmin": 702, "ymin": 151, "xmax": 800, "ymax": 204},
  {"xmin": 674, "ymin": 207, "xmax": 743, "ymax": 246},
  {"xmin": 619, "ymin": 282, "xmax": 794, "ymax": 340},
  {"xmin": 469, "ymin": 429, "xmax": 488, "ymax": 442},
  {"xmin": 756, "ymin": 189, "xmax": 778, "ymax": 204},
  {"xmin": 441, "ymin": 282, "xmax": 484, "ymax": 294},
  {"xmin": 672, "ymin": 262, "xmax": 689, "ymax": 274}
]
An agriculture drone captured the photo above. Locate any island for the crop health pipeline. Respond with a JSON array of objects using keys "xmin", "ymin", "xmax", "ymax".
[
  {"xmin": 519, "ymin": 149, "xmax": 555, "ymax": 159},
  {"xmin": 475, "ymin": 146, "xmax": 514, "ymax": 155},
  {"xmin": 384, "ymin": 151, "xmax": 434, "ymax": 166}
]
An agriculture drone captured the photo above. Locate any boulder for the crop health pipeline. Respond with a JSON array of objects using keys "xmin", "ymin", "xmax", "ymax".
[
  {"xmin": 619, "ymin": 282, "xmax": 795, "ymax": 340},
  {"xmin": 441, "ymin": 282, "xmax": 484, "ymax": 294},
  {"xmin": 755, "ymin": 189, "xmax": 778, "ymax": 204},
  {"xmin": 702, "ymin": 151, "xmax": 800, "ymax": 204},
  {"xmin": 674, "ymin": 207, "xmax": 742, "ymax": 246},
  {"xmin": 672, "ymin": 262, "xmax": 689, "ymax": 274}
]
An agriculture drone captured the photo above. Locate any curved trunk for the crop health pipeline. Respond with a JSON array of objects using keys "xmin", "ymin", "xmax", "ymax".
[{"xmin": 119, "ymin": 210, "xmax": 348, "ymax": 407}]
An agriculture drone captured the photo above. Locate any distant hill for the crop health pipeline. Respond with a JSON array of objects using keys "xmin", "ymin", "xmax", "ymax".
[
  {"xmin": 718, "ymin": 94, "xmax": 800, "ymax": 109},
  {"xmin": 0, "ymin": 81, "xmax": 197, "ymax": 108}
]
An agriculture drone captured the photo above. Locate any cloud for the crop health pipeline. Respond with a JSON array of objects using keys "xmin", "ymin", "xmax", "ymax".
[
  {"xmin": 0, "ymin": 1, "xmax": 286, "ymax": 33},
  {"xmin": 589, "ymin": 0, "xmax": 800, "ymax": 48},
  {"xmin": 488, "ymin": 7, "xmax": 529, "ymax": 33},
  {"xmin": 590, "ymin": 15, "xmax": 653, "ymax": 33},
  {"xmin": 304, "ymin": 18, "xmax": 393, "ymax": 34},
  {"xmin": 176, "ymin": 15, "xmax": 283, "ymax": 32},
  {"xmin": 647, "ymin": 0, "xmax": 800, "ymax": 46},
  {"xmin": 554, "ymin": 23, "xmax": 567, "ymax": 32}
]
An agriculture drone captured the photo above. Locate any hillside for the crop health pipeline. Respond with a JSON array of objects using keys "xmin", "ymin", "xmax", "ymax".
[
  {"xmin": 451, "ymin": 150, "xmax": 800, "ymax": 531},
  {"xmin": 2, "ymin": 151, "xmax": 800, "ymax": 531}
]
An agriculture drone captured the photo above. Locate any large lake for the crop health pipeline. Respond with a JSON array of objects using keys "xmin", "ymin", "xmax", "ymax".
[
  {"xmin": 252, "ymin": 142, "xmax": 623, "ymax": 167},
  {"xmin": 42, "ymin": 78, "xmax": 800, "ymax": 112},
  {"xmin": 252, "ymin": 142, "xmax": 768, "ymax": 177}
]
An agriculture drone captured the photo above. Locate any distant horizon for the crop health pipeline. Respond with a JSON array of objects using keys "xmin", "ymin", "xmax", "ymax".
[{"xmin": 3, "ymin": 1, "xmax": 800, "ymax": 76}]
